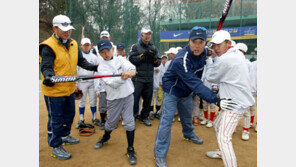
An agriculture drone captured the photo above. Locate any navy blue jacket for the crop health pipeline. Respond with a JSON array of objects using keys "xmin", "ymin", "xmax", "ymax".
[{"xmin": 162, "ymin": 45, "xmax": 218, "ymax": 103}]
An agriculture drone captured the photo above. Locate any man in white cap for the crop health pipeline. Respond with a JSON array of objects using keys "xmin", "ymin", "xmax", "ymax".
[
  {"xmin": 129, "ymin": 26, "xmax": 161, "ymax": 126},
  {"xmin": 75, "ymin": 38, "xmax": 101, "ymax": 129},
  {"xmin": 39, "ymin": 14, "xmax": 99, "ymax": 160},
  {"xmin": 205, "ymin": 30, "xmax": 255, "ymax": 167},
  {"xmin": 93, "ymin": 30, "xmax": 117, "ymax": 57}
]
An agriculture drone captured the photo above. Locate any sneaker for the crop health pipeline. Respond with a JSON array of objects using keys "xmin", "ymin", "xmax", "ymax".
[
  {"xmin": 155, "ymin": 112, "xmax": 161, "ymax": 119},
  {"xmin": 138, "ymin": 117, "xmax": 152, "ymax": 126},
  {"xmin": 94, "ymin": 136, "xmax": 110, "ymax": 149},
  {"xmin": 192, "ymin": 116, "xmax": 199, "ymax": 126},
  {"xmin": 206, "ymin": 121, "xmax": 213, "ymax": 128},
  {"xmin": 99, "ymin": 122, "xmax": 105, "ymax": 130},
  {"xmin": 155, "ymin": 157, "xmax": 167, "ymax": 167},
  {"xmin": 242, "ymin": 130, "xmax": 250, "ymax": 141},
  {"xmin": 149, "ymin": 111, "xmax": 155, "ymax": 120},
  {"xmin": 75, "ymin": 120, "xmax": 85, "ymax": 129},
  {"xmin": 184, "ymin": 136, "xmax": 203, "ymax": 144},
  {"xmin": 200, "ymin": 119, "xmax": 207, "ymax": 125},
  {"xmin": 206, "ymin": 149, "xmax": 222, "ymax": 159},
  {"xmin": 62, "ymin": 136, "xmax": 80, "ymax": 145},
  {"xmin": 92, "ymin": 119, "xmax": 101, "ymax": 126},
  {"xmin": 126, "ymin": 147, "xmax": 137, "ymax": 165},
  {"xmin": 51, "ymin": 145, "xmax": 71, "ymax": 160}
]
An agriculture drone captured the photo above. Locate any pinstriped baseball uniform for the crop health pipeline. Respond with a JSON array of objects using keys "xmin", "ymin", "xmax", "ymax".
[{"xmin": 206, "ymin": 48, "xmax": 255, "ymax": 167}]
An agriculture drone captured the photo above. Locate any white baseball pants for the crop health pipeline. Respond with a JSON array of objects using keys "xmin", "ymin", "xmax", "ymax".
[
  {"xmin": 214, "ymin": 109, "xmax": 244, "ymax": 167},
  {"xmin": 78, "ymin": 82, "xmax": 97, "ymax": 108}
]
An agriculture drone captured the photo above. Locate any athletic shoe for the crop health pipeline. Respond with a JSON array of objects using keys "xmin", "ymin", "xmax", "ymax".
[
  {"xmin": 62, "ymin": 136, "xmax": 80, "ymax": 145},
  {"xmin": 200, "ymin": 119, "xmax": 207, "ymax": 125},
  {"xmin": 242, "ymin": 130, "xmax": 250, "ymax": 141},
  {"xmin": 192, "ymin": 116, "xmax": 199, "ymax": 126},
  {"xmin": 206, "ymin": 149, "xmax": 222, "ymax": 159},
  {"xmin": 149, "ymin": 111, "xmax": 155, "ymax": 120},
  {"xmin": 94, "ymin": 136, "xmax": 110, "ymax": 149},
  {"xmin": 206, "ymin": 121, "xmax": 213, "ymax": 128},
  {"xmin": 155, "ymin": 157, "xmax": 167, "ymax": 167},
  {"xmin": 155, "ymin": 112, "xmax": 161, "ymax": 119},
  {"xmin": 138, "ymin": 117, "xmax": 152, "ymax": 126},
  {"xmin": 51, "ymin": 145, "xmax": 71, "ymax": 160},
  {"xmin": 184, "ymin": 136, "xmax": 203, "ymax": 144},
  {"xmin": 126, "ymin": 147, "xmax": 137, "ymax": 165},
  {"xmin": 75, "ymin": 120, "xmax": 84, "ymax": 129},
  {"xmin": 92, "ymin": 119, "xmax": 101, "ymax": 126}
]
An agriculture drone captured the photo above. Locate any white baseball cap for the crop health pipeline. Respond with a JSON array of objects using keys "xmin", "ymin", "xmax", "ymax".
[
  {"xmin": 176, "ymin": 46, "xmax": 182, "ymax": 51},
  {"xmin": 141, "ymin": 26, "xmax": 153, "ymax": 34},
  {"xmin": 52, "ymin": 15, "xmax": 75, "ymax": 31},
  {"xmin": 81, "ymin": 38, "xmax": 91, "ymax": 45},
  {"xmin": 165, "ymin": 47, "xmax": 178, "ymax": 55},
  {"xmin": 100, "ymin": 31, "xmax": 110, "ymax": 38},
  {"xmin": 161, "ymin": 55, "xmax": 168, "ymax": 59},
  {"xmin": 235, "ymin": 43, "xmax": 248, "ymax": 53},
  {"xmin": 210, "ymin": 30, "xmax": 232, "ymax": 44}
]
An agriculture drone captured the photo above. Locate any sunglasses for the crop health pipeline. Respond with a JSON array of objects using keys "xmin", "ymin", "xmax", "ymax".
[
  {"xmin": 58, "ymin": 22, "xmax": 73, "ymax": 26},
  {"xmin": 192, "ymin": 26, "xmax": 207, "ymax": 31}
]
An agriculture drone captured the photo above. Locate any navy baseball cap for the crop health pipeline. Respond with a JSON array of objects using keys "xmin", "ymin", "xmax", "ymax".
[
  {"xmin": 97, "ymin": 39, "xmax": 112, "ymax": 52},
  {"xmin": 116, "ymin": 43, "xmax": 125, "ymax": 49},
  {"xmin": 189, "ymin": 26, "xmax": 207, "ymax": 41}
]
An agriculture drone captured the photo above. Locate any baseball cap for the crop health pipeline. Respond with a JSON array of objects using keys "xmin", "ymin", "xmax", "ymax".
[
  {"xmin": 161, "ymin": 55, "xmax": 168, "ymax": 59},
  {"xmin": 116, "ymin": 43, "xmax": 125, "ymax": 49},
  {"xmin": 189, "ymin": 26, "xmax": 207, "ymax": 41},
  {"xmin": 81, "ymin": 38, "xmax": 91, "ymax": 45},
  {"xmin": 210, "ymin": 30, "xmax": 232, "ymax": 44},
  {"xmin": 97, "ymin": 39, "xmax": 112, "ymax": 52},
  {"xmin": 100, "ymin": 31, "xmax": 110, "ymax": 38},
  {"xmin": 176, "ymin": 46, "xmax": 182, "ymax": 51},
  {"xmin": 165, "ymin": 47, "xmax": 178, "ymax": 55},
  {"xmin": 141, "ymin": 26, "xmax": 153, "ymax": 34},
  {"xmin": 235, "ymin": 43, "xmax": 248, "ymax": 53},
  {"xmin": 52, "ymin": 15, "xmax": 75, "ymax": 31}
]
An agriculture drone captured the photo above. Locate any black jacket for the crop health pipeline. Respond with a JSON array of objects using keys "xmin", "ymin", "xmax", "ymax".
[{"xmin": 129, "ymin": 40, "xmax": 161, "ymax": 82}]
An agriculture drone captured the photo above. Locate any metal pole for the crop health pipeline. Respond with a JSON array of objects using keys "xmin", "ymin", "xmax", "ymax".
[
  {"xmin": 209, "ymin": 0, "xmax": 212, "ymax": 29},
  {"xmin": 240, "ymin": 0, "xmax": 243, "ymax": 27},
  {"xmin": 69, "ymin": 0, "xmax": 72, "ymax": 20}
]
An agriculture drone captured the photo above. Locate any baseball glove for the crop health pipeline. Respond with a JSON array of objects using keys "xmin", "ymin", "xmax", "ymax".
[
  {"xmin": 79, "ymin": 128, "xmax": 95, "ymax": 136},
  {"xmin": 74, "ymin": 88, "xmax": 83, "ymax": 100}
]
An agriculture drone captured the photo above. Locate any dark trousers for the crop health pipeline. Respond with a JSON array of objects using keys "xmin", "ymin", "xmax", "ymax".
[
  {"xmin": 44, "ymin": 93, "xmax": 76, "ymax": 147},
  {"xmin": 132, "ymin": 80, "xmax": 153, "ymax": 119}
]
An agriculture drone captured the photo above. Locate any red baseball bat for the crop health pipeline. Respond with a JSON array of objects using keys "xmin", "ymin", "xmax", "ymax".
[
  {"xmin": 50, "ymin": 74, "xmax": 122, "ymax": 83},
  {"xmin": 217, "ymin": 0, "xmax": 233, "ymax": 31}
]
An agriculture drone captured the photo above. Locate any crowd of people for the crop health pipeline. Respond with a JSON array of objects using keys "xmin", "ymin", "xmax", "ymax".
[{"xmin": 39, "ymin": 14, "xmax": 257, "ymax": 167}]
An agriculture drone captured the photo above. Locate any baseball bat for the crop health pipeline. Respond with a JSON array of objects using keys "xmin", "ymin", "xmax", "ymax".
[
  {"xmin": 50, "ymin": 74, "xmax": 122, "ymax": 83},
  {"xmin": 217, "ymin": 0, "xmax": 233, "ymax": 31}
]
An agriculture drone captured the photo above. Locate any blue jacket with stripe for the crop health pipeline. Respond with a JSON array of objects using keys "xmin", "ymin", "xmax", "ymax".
[{"xmin": 162, "ymin": 45, "xmax": 218, "ymax": 103}]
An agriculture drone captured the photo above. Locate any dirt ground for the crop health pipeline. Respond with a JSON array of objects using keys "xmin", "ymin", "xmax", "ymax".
[{"xmin": 39, "ymin": 82, "xmax": 257, "ymax": 167}]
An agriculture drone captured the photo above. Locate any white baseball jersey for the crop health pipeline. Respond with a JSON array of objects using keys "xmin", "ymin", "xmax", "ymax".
[
  {"xmin": 158, "ymin": 60, "xmax": 170, "ymax": 86},
  {"xmin": 97, "ymin": 56, "xmax": 135, "ymax": 101},
  {"xmin": 205, "ymin": 48, "xmax": 255, "ymax": 112},
  {"xmin": 153, "ymin": 66, "xmax": 161, "ymax": 91},
  {"xmin": 77, "ymin": 51, "xmax": 98, "ymax": 107},
  {"xmin": 77, "ymin": 51, "xmax": 98, "ymax": 82}
]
